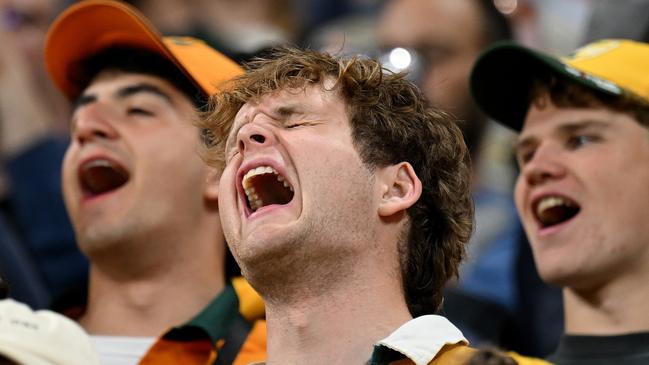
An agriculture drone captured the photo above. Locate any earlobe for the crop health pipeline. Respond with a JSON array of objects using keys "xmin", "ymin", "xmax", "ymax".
[
  {"xmin": 378, "ymin": 162, "xmax": 422, "ymax": 217},
  {"xmin": 204, "ymin": 166, "xmax": 221, "ymax": 201}
]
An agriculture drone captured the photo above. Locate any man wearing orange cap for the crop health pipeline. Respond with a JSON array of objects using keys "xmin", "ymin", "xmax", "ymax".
[
  {"xmin": 471, "ymin": 39, "xmax": 649, "ymax": 364},
  {"xmin": 44, "ymin": 1, "xmax": 265, "ymax": 364}
]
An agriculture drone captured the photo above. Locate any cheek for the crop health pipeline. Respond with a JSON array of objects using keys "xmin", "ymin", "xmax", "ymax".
[
  {"xmin": 513, "ymin": 177, "xmax": 527, "ymax": 220},
  {"xmin": 219, "ymin": 167, "xmax": 238, "ymax": 207},
  {"xmin": 61, "ymin": 150, "xmax": 77, "ymax": 195}
]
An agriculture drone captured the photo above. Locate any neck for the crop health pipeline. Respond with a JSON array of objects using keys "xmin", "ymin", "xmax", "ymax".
[
  {"xmin": 81, "ymin": 221, "xmax": 225, "ymax": 337},
  {"xmin": 563, "ymin": 274, "xmax": 649, "ymax": 335},
  {"xmin": 262, "ymin": 257, "xmax": 411, "ymax": 365}
]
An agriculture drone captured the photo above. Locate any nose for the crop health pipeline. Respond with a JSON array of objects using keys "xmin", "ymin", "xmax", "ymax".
[
  {"xmin": 72, "ymin": 103, "xmax": 119, "ymax": 145},
  {"xmin": 236, "ymin": 120, "xmax": 274, "ymax": 154},
  {"xmin": 520, "ymin": 143, "xmax": 567, "ymax": 186}
]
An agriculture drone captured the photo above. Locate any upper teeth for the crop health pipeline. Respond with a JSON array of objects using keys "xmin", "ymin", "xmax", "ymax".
[
  {"xmin": 536, "ymin": 196, "xmax": 574, "ymax": 216},
  {"xmin": 242, "ymin": 165, "xmax": 292, "ymax": 211}
]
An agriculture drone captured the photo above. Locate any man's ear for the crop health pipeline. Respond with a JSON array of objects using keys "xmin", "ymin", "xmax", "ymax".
[
  {"xmin": 204, "ymin": 166, "xmax": 221, "ymax": 202},
  {"xmin": 377, "ymin": 162, "xmax": 422, "ymax": 217}
]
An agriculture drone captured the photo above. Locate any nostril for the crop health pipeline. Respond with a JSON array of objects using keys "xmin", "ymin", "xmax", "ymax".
[
  {"xmin": 76, "ymin": 126, "xmax": 111, "ymax": 144},
  {"xmin": 251, "ymin": 134, "xmax": 265, "ymax": 143}
]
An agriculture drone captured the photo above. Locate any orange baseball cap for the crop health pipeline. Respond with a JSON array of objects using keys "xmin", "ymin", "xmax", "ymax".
[{"xmin": 44, "ymin": 0, "xmax": 243, "ymax": 100}]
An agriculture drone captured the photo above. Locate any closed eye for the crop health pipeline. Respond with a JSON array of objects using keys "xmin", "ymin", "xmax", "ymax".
[
  {"xmin": 127, "ymin": 107, "xmax": 154, "ymax": 116},
  {"xmin": 285, "ymin": 122, "xmax": 304, "ymax": 129}
]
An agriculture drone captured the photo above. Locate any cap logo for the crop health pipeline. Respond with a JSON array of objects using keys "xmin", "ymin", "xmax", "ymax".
[
  {"xmin": 566, "ymin": 40, "xmax": 621, "ymax": 62},
  {"xmin": 0, "ymin": 315, "xmax": 40, "ymax": 330}
]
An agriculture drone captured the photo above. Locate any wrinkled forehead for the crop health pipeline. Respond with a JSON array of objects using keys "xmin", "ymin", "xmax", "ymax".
[{"xmin": 232, "ymin": 81, "xmax": 343, "ymax": 129}]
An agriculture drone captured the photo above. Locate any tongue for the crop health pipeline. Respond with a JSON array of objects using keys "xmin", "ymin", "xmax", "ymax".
[
  {"xmin": 80, "ymin": 160, "xmax": 129, "ymax": 195},
  {"xmin": 251, "ymin": 173, "xmax": 293, "ymax": 210}
]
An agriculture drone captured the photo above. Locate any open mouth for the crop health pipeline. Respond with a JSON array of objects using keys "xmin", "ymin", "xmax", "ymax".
[
  {"xmin": 79, "ymin": 158, "xmax": 130, "ymax": 198},
  {"xmin": 241, "ymin": 165, "xmax": 294, "ymax": 213},
  {"xmin": 533, "ymin": 195, "xmax": 580, "ymax": 228}
]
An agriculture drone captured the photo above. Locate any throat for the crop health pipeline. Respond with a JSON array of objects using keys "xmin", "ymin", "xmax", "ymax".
[
  {"xmin": 83, "ymin": 263, "xmax": 225, "ymax": 336},
  {"xmin": 264, "ymin": 303, "xmax": 404, "ymax": 365},
  {"xmin": 262, "ymin": 277, "xmax": 412, "ymax": 365}
]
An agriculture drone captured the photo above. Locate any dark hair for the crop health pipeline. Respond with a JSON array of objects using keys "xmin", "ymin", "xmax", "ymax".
[
  {"xmin": 199, "ymin": 46, "xmax": 473, "ymax": 316},
  {"xmin": 529, "ymin": 72, "xmax": 649, "ymax": 127},
  {"xmin": 72, "ymin": 47, "xmax": 205, "ymax": 107}
]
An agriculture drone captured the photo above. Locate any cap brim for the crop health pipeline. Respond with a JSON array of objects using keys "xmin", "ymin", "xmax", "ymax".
[
  {"xmin": 45, "ymin": 0, "xmax": 169, "ymax": 100},
  {"xmin": 470, "ymin": 41, "xmax": 620, "ymax": 131},
  {"xmin": 45, "ymin": 0, "xmax": 243, "ymax": 100}
]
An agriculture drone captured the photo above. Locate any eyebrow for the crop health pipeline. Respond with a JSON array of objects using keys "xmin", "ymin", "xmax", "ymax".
[
  {"xmin": 225, "ymin": 104, "xmax": 306, "ymax": 149},
  {"xmin": 274, "ymin": 105, "xmax": 301, "ymax": 119},
  {"xmin": 515, "ymin": 119, "xmax": 610, "ymax": 153},
  {"xmin": 72, "ymin": 82, "xmax": 174, "ymax": 113}
]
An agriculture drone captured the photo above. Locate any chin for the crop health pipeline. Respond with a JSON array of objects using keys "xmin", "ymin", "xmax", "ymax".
[
  {"xmin": 536, "ymin": 262, "xmax": 573, "ymax": 286},
  {"xmin": 539, "ymin": 265, "xmax": 597, "ymax": 292}
]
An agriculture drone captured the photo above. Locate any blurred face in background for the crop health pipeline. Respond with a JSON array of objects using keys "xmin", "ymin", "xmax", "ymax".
[
  {"xmin": 378, "ymin": 0, "xmax": 492, "ymax": 158},
  {"xmin": 378, "ymin": 0, "xmax": 485, "ymax": 123},
  {"xmin": 1, "ymin": 0, "xmax": 57, "ymax": 61},
  {"xmin": 1, "ymin": 0, "xmax": 70, "ymax": 129}
]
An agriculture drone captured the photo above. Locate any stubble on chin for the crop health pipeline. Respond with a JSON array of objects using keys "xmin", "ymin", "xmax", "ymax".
[
  {"xmin": 234, "ymin": 224, "xmax": 357, "ymax": 306},
  {"xmin": 74, "ymin": 219, "xmax": 141, "ymax": 259}
]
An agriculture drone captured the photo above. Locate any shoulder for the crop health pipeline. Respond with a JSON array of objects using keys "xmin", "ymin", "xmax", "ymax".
[
  {"xmin": 428, "ymin": 344, "xmax": 477, "ymax": 364},
  {"xmin": 232, "ymin": 277, "xmax": 265, "ymax": 321}
]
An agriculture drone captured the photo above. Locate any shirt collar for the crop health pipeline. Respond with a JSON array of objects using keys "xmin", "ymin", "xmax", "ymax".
[
  {"xmin": 371, "ymin": 315, "xmax": 468, "ymax": 365},
  {"xmin": 163, "ymin": 285, "xmax": 239, "ymax": 345}
]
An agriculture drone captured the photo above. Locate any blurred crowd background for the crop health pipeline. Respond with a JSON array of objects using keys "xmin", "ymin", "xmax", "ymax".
[{"xmin": 1, "ymin": 0, "xmax": 648, "ymax": 358}]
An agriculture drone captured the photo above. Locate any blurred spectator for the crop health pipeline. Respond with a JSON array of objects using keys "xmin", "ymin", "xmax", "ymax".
[
  {"xmin": 0, "ymin": 299, "xmax": 100, "ymax": 365},
  {"xmin": 0, "ymin": 0, "xmax": 87, "ymax": 309},
  {"xmin": 583, "ymin": 0, "xmax": 649, "ymax": 43},
  {"xmin": 296, "ymin": 0, "xmax": 381, "ymax": 38},
  {"xmin": 0, "ymin": 0, "xmax": 70, "ymax": 132},
  {"xmin": 377, "ymin": 0, "xmax": 515, "ymax": 344},
  {"xmin": 299, "ymin": 0, "xmax": 383, "ymax": 56},
  {"xmin": 377, "ymin": 0, "xmax": 562, "ymax": 356},
  {"xmin": 126, "ymin": 0, "xmax": 300, "ymax": 62}
]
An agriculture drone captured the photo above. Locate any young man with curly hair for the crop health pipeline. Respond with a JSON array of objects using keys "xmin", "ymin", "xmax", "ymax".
[{"xmin": 201, "ymin": 47, "xmax": 549, "ymax": 365}]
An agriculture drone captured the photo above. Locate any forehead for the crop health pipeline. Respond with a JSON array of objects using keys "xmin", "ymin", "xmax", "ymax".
[
  {"xmin": 83, "ymin": 71, "xmax": 180, "ymax": 96},
  {"xmin": 520, "ymin": 101, "xmax": 635, "ymax": 139},
  {"xmin": 233, "ymin": 83, "xmax": 345, "ymax": 126}
]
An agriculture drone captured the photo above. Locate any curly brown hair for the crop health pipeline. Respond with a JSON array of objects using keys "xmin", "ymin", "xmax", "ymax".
[{"xmin": 198, "ymin": 46, "xmax": 473, "ymax": 316}]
